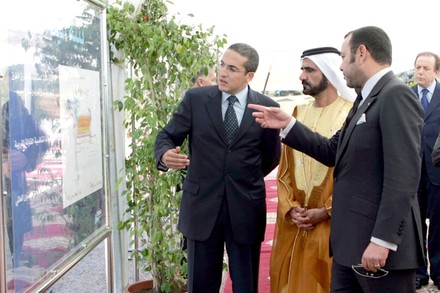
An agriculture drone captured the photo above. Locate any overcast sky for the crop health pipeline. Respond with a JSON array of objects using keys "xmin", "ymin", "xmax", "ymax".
[
  {"xmin": 168, "ymin": 0, "xmax": 440, "ymax": 92},
  {"xmin": 3, "ymin": 0, "xmax": 439, "ymax": 93}
]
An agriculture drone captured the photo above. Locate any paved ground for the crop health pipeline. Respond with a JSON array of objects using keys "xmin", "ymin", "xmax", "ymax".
[
  {"xmin": 47, "ymin": 241, "xmax": 108, "ymax": 292},
  {"xmin": 47, "ymin": 240, "xmax": 227, "ymax": 292},
  {"xmin": 419, "ymin": 282, "xmax": 440, "ymax": 293}
]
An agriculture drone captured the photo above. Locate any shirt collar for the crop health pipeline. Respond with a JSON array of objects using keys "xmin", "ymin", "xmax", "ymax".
[
  {"xmin": 418, "ymin": 82, "xmax": 436, "ymax": 95},
  {"xmin": 361, "ymin": 67, "xmax": 391, "ymax": 99},
  {"xmin": 222, "ymin": 86, "xmax": 248, "ymax": 105}
]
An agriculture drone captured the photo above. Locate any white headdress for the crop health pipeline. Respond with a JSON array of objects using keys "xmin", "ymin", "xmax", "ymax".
[{"xmin": 301, "ymin": 47, "xmax": 356, "ymax": 102}]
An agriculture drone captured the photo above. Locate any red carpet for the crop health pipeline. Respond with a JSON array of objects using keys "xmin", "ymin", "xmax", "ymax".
[{"xmin": 223, "ymin": 168, "xmax": 278, "ymax": 293}]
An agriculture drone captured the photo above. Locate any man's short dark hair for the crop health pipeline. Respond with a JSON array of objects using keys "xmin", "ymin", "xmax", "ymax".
[
  {"xmin": 192, "ymin": 67, "xmax": 210, "ymax": 84},
  {"xmin": 228, "ymin": 43, "xmax": 259, "ymax": 73},
  {"xmin": 346, "ymin": 26, "xmax": 392, "ymax": 65}
]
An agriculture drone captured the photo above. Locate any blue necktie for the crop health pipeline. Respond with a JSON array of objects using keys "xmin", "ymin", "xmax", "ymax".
[
  {"xmin": 421, "ymin": 88, "xmax": 429, "ymax": 112},
  {"xmin": 224, "ymin": 96, "xmax": 239, "ymax": 144}
]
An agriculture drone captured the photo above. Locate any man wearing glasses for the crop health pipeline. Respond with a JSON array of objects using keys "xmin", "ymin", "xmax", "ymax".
[
  {"xmin": 155, "ymin": 43, "xmax": 281, "ymax": 292},
  {"xmin": 249, "ymin": 26, "xmax": 424, "ymax": 292}
]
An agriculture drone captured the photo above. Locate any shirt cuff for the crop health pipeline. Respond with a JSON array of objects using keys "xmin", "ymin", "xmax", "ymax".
[
  {"xmin": 280, "ymin": 117, "xmax": 296, "ymax": 138},
  {"xmin": 158, "ymin": 157, "xmax": 168, "ymax": 170},
  {"xmin": 371, "ymin": 237, "xmax": 397, "ymax": 251}
]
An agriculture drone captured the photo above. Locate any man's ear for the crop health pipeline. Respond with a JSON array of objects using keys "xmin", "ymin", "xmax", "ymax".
[
  {"xmin": 358, "ymin": 44, "xmax": 368, "ymax": 61},
  {"xmin": 196, "ymin": 78, "xmax": 204, "ymax": 87},
  {"xmin": 247, "ymin": 72, "xmax": 255, "ymax": 82}
]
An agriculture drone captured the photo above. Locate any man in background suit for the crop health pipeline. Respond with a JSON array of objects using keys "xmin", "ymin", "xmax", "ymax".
[
  {"xmin": 154, "ymin": 43, "xmax": 281, "ymax": 293},
  {"xmin": 249, "ymin": 26, "xmax": 424, "ymax": 292},
  {"xmin": 191, "ymin": 67, "xmax": 217, "ymax": 88},
  {"xmin": 411, "ymin": 51, "xmax": 440, "ymax": 290}
]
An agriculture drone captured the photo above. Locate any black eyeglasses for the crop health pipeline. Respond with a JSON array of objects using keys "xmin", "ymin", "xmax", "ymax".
[{"xmin": 351, "ymin": 264, "xmax": 389, "ymax": 279}]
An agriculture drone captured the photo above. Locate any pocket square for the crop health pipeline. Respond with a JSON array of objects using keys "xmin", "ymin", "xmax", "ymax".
[{"xmin": 356, "ymin": 113, "xmax": 366, "ymax": 125}]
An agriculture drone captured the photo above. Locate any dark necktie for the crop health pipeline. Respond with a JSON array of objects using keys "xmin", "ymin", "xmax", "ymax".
[
  {"xmin": 224, "ymin": 95, "xmax": 239, "ymax": 144},
  {"xmin": 345, "ymin": 93, "xmax": 363, "ymax": 127},
  {"xmin": 421, "ymin": 88, "xmax": 429, "ymax": 112}
]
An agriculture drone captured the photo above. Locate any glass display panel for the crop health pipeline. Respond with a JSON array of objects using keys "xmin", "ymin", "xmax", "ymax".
[{"xmin": 0, "ymin": 0, "xmax": 107, "ymax": 291}]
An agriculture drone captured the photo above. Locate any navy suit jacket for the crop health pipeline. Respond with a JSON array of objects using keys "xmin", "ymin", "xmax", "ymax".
[
  {"xmin": 283, "ymin": 71, "xmax": 425, "ymax": 269},
  {"xmin": 154, "ymin": 85, "xmax": 280, "ymax": 244},
  {"xmin": 412, "ymin": 81, "xmax": 440, "ymax": 185}
]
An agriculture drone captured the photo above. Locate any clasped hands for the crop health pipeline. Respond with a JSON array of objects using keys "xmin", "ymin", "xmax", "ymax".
[
  {"xmin": 289, "ymin": 206, "xmax": 329, "ymax": 230},
  {"xmin": 161, "ymin": 146, "xmax": 189, "ymax": 170},
  {"xmin": 289, "ymin": 205, "xmax": 389, "ymax": 272}
]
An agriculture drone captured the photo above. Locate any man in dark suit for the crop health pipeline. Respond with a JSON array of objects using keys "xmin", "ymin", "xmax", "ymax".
[
  {"xmin": 248, "ymin": 26, "xmax": 424, "ymax": 293},
  {"xmin": 154, "ymin": 43, "xmax": 281, "ymax": 293},
  {"xmin": 411, "ymin": 51, "xmax": 440, "ymax": 290},
  {"xmin": 191, "ymin": 67, "xmax": 217, "ymax": 89}
]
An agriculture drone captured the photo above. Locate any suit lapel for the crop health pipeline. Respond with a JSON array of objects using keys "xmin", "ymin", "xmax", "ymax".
[
  {"xmin": 205, "ymin": 90, "xmax": 229, "ymax": 145},
  {"xmin": 228, "ymin": 89, "xmax": 256, "ymax": 146},
  {"xmin": 205, "ymin": 87, "xmax": 259, "ymax": 146},
  {"xmin": 335, "ymin": 72, "xmax": 394, "ymax": 164},
  {"xmin": 205, "ymin": 88, "xmax": 256, "ymax": 146},
  {"xmin": 336, "ymin": 96, "xmax": 376, "ymax": 164},
  {"xmin": 425, "ymin": 81, "xmax": 440, "ymax": 119}
]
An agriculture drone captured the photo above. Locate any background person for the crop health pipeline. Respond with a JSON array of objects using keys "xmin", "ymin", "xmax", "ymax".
[
  {"xmin": 154, "ymin": 43, "xmax": 281, "ymax": 293},
  {"xmin": 411, "ymin": 51, "xmax": 440, "ymax": 290},
  {"xmin": 191, "ymin": 67, "xmax": 217, "ymax": 88},
  {"xmin": 249, "ymin": 26, "xmax": 425, "ymax": 293},
  {"xmin": 3, "ymin": 91, "xmax": 49, "ymax": 269},
  {"xmin": 270, "ymin": 46, "xmax": 355, "ymax": 293}
]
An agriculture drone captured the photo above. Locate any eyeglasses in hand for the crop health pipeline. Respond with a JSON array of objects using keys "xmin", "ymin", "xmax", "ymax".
[{"xmin": 351, "ymin": 264, "xmax": 389, "ymax": 279}]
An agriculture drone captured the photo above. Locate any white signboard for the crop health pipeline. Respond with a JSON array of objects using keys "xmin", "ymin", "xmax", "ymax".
[{"xmin": 59, "ymin": 65, "xmax": 103, "ymax": 208}]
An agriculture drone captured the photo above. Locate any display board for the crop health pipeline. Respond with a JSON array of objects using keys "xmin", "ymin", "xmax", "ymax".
[{"xmin": 0, "ymin": 0, "xmax": 110, "ymax": 291}]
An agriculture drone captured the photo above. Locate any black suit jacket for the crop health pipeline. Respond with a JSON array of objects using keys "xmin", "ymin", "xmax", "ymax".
[
  {"xmin": 283, "ymin": 71, "xmax": 425, "ymax": 269},
  {"xmin": 154, "ymin": 85, "xmax": 280, "ymax": 244},
  {"xmin": 433, "ymin": 133, "xmax": 440, "ymax": 167},
  {"xmin": 412, "ymin": 81, "xmax": 440, "ymax": 183}
]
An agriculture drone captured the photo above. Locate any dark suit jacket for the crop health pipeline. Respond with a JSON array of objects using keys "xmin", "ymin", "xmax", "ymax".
[
  {"xmin": 283, "ymin": 71, "xmax": 425, "ymax": 269},
  {"xmin": 154, "ymin": 85, "xmax": 280, "ymax": 244},
  {"xmin": 412, "ymin": 81, "xmax": 440, "ymax": 182},
  {"xmin": 433, "ymin": 133, "xmax": 440, "ymax": 167}
]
